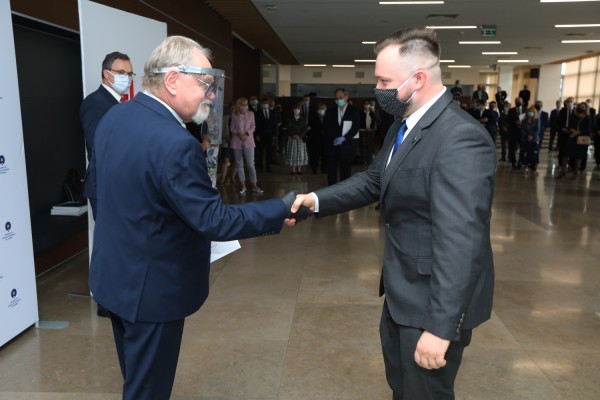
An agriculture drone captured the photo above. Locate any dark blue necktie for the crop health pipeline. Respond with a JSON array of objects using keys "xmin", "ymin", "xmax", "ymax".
[{"xmin": 392, "ymin": 120, "xmax": 408, "ymax": 156}]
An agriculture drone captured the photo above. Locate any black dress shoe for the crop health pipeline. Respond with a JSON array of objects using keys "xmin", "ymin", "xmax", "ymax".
[{"xmin": 97, "ymin": 304, "xmax": 111, "ymax": 318}]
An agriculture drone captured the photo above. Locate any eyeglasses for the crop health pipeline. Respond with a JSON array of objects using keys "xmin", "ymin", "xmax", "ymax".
[
  {"xmin": 185, "ymin": 73, "xmax": 216, "ymax": 97},
  {"xmin": 108, "ymin": 69, "xmax": 136, "ymax": 78}
]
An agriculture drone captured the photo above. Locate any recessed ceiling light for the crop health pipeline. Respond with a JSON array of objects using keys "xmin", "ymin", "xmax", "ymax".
[
  {"xmin": 362, "ymin": 41, "xmax": 377, "ymax": 44},
  {"xmin": 265, "ymin": 4, "xmax": 277, "ymax": 11},
  {"xmin": 426, "ymin": 25, "xmax": 477, "ymax": 29},
  {"xmin": 354, "ymin": 60, "xmax": 376, "ymax": 62},
  {"xmin": 448, "ymin": 65, "xmax": 471, "ymax": 68},
  {"xmin": 497, "ymin": 59, "xmax": 530, "ymax": 63},
  {"xmin": 439, "ymin": 59, "xmax": 455, "ymax": 63},
  {"xmin": 482, "ymin": 51, "xmax": 518, "ymax": 55},
  {"xmin": 304, "ymin": 64, "xmax": 326, "ymax": 67},
  {"xmin": 555, "ymin": 23, "xmax": 600, "ymax": 27},
  {"xmin": 380, "ymin": 1, "xmax": 444, "ymax": 4},
  {"xmin": 561, "ymin": 39, "xmax": 600, "ymax": 43},
  {"xmin": 459, "ymin": 41, "xmax": 502, "ymax": 44},
  {"xmin": 332, "ymin": 65, "xmax": 355, "ymax": 68},
  {"xmin": 541, "ymin": 0, "xmax": 600, "ymax": 3}
]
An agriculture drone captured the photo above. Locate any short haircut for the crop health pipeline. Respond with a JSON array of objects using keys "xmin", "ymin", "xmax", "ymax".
[
  {"xmin": 374, "ymin": 27, "xmax": 441, "ymax": 62},
  {"xmin": 101, "ymin": 52, "xmax": 130, "ymax": 79},
  {"xmin": 142, "ymin": 36, "xmax": 212, "ymax": 91},
  {"xmin": 335, "ymin": 88, "xmax": 347, "ymax": 96}
]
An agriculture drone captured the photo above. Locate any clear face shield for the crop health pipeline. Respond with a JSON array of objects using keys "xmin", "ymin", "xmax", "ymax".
[{"xmin": 153, "ymin": 65, "xmax": 226, "ymax": 144}]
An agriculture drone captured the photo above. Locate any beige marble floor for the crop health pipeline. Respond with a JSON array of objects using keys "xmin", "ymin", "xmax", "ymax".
[{"xmin": 1, "ymin": 149, "xmax": 599, "ymax": 399}]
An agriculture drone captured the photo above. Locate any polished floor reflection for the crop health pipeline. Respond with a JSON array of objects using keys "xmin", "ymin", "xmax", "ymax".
[{"xmin": 1, "ymin": 149, "xmax": 599, "ymax": 399}]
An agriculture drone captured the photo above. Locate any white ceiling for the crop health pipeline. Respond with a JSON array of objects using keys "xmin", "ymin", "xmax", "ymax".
[{"xmin": 250, "ymin": 0, "xmax": 600, "ymax": 67}]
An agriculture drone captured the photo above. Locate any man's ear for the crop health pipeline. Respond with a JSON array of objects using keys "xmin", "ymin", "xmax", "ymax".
[
  {"xmin": 164, "ymin": 71, "xmax": 179, "ymax": 95},
  {"xmin": 414, "ymin": 70, "xmax": 427, "ymax": 90}
]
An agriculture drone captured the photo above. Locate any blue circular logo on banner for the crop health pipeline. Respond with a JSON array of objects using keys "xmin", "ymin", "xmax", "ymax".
[
  {"xmin": 11, "ymin": 289, "xmax": 17, "ymax": 298},
  {"xmin": 0, "ymin": 155, "xmax": 5, "ymax": 165},
  {"xmin": 5, "ymin": 221, "xmax": 11, "ymax": 232}
]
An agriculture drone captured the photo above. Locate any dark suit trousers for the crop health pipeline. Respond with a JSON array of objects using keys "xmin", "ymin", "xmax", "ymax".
[
  {"xmin": 508, "ymin": 131, "xmax": 520, "ymax": 167},
  {"xmin": 380, "ymin": 301, "xmax": 469, "ymax": 400},
  {"xmin": 255, "ymin": 133, "xmax": 273, "ymax": 170},
  {"xmin": 326, "ymin": 142, "xmax": 353, "ymax": 186},
  {"xmin": 109, "ymin": 311, "xmax": 185, "ymax": 400}
]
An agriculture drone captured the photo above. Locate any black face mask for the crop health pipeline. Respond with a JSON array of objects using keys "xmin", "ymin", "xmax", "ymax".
[
  {"xmin": 535, "ymin": 106, "xmax": 541, "ymax": 111},
  {"xmin": 576, "ymin": 107, "xmax": 586, "ymax": 114},
  {"xmin": 372, "ymin": 72, "xmax": 416, "ymax": 118}
]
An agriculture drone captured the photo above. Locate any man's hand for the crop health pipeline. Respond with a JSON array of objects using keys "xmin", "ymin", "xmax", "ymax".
[
  {"xmin": 414, "ymin": 331, "xmax": 450, "ymax": 370},
  {"xmin": 281, "ymin": 191, "xmax": 313, "ymax": 225},
  {"xmin": 333, "ymin": 136, "xmax": 345, "ymax": 146},
  {"xmin": 284, "ymin": 193, "xmax": 316, "ymax": 226}
]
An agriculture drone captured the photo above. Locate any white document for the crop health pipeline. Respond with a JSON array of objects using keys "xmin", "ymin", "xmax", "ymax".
[
  {"xmin": 210, "ymin": 240, "xmax": 241, "ymax": 263},
  {"xmin": 518, "ymin": 113, "xmax": 525, "ymax": 121},
  {"xmin": 342, "ymin": 120, "xmax": 352, "ymax": 135}
]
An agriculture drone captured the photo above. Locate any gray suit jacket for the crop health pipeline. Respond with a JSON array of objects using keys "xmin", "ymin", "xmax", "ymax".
[{"xmin": 314, "ymin": 90, "xmax": 496, "ymax": 341}]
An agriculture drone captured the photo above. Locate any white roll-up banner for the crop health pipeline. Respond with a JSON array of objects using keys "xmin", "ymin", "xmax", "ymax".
[
  {"xmin": 0, "ymin": 0, "xmax": 39, "ymax": 347},
  {"xmin": 78, "ymin": 0, "xmax": 167, "ymax": 263}
]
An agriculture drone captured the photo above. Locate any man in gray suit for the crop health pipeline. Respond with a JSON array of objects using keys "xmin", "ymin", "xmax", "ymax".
[{"xmin": 287, "ymin": 27, "xmax": 496, "ymax": 400}]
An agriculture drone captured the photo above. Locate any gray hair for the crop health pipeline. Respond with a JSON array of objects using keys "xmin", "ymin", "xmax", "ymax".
[{"xmin": 142, "ymin": 36, "xmax": 212, "ymax": 92}]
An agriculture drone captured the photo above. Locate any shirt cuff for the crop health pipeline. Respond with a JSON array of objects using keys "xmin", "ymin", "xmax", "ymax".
[{"xmin": 310, "ymin": 192, "xmax": 319, "ymax": 213}]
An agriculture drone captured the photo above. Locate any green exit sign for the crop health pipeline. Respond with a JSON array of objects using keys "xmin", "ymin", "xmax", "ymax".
[{"xmin": 481, "ymin": 25, "xmax": 496, "ymax": 37}]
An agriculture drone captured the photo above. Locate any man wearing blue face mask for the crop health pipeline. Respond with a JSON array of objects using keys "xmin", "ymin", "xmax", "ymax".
[
  {"xmin": 323, "ymin": 88, "xmax": 360, "ymax": 185},
  {"xmin": 287, "ymin": 27, "xmax": 496, "ymax": 400},
  {"xmin": 79, "ymin": 51, "xmax": 133, "ymax": 319},
  {"xmin": 80, "ymin": 51, "xmax": 134, "ymax": 220}
]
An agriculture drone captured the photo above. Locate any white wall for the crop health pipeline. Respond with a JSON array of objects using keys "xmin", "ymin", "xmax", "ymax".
[
  {"xmin": 498, "ymin": 66, "xmax": 514, "ymax": 102},
  {"xmin": 538, "ymin": 64, "xmax": 563, "ymax": 110}
]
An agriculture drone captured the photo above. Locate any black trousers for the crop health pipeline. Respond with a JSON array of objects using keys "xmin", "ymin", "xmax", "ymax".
[
  {"xmin": 508, "ymin": 131, "xmax": 520, "ymax": 166},
  {"xmin": 326, "ymin": 143, "xmax": 353, "ymax": 186},
  {"xmin": 548, "ymin": 128, "xmax": 557, "ymax": 151},
  {"xmin": 255, "ymin": 134, "xmax": 273, "ymax": 171},
  {"xmin": 380, "ymin": 301, "xmax": 469, "ymax": 400},
  {"xmin": 109, "ymin": 311, "xmax": 185, "ymax": 400}
]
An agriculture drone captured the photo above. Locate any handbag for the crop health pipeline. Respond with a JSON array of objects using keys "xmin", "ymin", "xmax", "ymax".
[{"xmin": 577, "ymin": 136, "xmax": 591, "ymax": 145}]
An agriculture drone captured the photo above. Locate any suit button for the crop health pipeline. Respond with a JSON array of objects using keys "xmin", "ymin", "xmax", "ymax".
[{"xmin": 456, "ymin": 328, "xmax": 460, "ymax": 334}]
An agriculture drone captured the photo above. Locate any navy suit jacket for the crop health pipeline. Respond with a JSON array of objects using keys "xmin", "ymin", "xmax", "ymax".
[
  {"xmin": 88, "ymin": 92, "xmax": 287, "ymax": 323},
  {"xmin": 80, "ymin": 85, "xmax": 119, "ymax": 199},
  {"xmin": 314, "ymin": 91, "xmax": 496, "ymax": 341}
]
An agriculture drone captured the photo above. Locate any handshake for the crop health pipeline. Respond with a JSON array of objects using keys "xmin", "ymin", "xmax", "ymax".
[{"xmin": 281, "ymin": 191, "xmax": 314, "ymax": 224}]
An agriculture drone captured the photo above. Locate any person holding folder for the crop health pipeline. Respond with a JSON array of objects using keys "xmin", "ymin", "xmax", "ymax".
[{"xmin": 323, "ymin": 88, "xmax": 360, "ymax": 185}]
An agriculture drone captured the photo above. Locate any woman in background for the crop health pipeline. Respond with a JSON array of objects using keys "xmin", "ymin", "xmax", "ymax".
[
  {"xmin": 230, "ymin": 97, "xmax": 262, "ymax": 194},
  {"xmin": 285, "ymin": 102, "xmax": 309, "ymax": 175},
  {"xmin": 520, "ymin": 105, "xmax": 540, "ymax": 174}
]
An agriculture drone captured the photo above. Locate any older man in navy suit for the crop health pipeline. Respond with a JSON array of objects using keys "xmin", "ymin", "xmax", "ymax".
[
  {"xmin": 80, "ymin": 51, "xmax": 133, "ymax": 219},
  {"xmin": 88, "ymin": 36, "xmax": 307, "ymax": 400},
  {"xmin": 288, "ymin": 27, "xmax": 495, "ymax": 400}
]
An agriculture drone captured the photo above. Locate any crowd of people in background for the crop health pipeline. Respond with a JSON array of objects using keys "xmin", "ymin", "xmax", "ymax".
[
  {"xmin": 451, "ymin": 80, "xmax": 599, "ymax": 178},
  {"xmin": 189, "ymin": 82, "xmax": 600, "ymax": 192}
]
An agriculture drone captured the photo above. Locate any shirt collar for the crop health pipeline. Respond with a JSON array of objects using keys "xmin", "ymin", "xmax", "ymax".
[
  {"xmin": 404, "ymin": 86, "xmax": 446, "ymax": 133},
  {"xmin": 102, "ymin": 83, "xmax": 121, "ymax": 101},
  {"xmin": 144, "ymin": 90, "xmax": 186, "ymax": 128}
]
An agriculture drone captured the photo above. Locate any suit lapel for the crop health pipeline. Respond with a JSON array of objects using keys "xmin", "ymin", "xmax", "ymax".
[
  {"xmin": 381, "ymin": 91, "xmax": 453, "ymax": 197},
  {"xmin": 99, "ymin": 85, "xmax": 119, "ymax": 105}
]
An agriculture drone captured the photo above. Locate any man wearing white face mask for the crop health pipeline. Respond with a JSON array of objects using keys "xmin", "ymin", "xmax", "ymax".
[{"xmin": 80, "ymin": 51, "xmax": 134, "ymax": 220}]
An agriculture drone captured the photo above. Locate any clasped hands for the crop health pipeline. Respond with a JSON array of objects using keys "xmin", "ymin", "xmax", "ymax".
[{"xmin": 280, "ymin": 191, "xmax": 314, "ymax": 224}]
